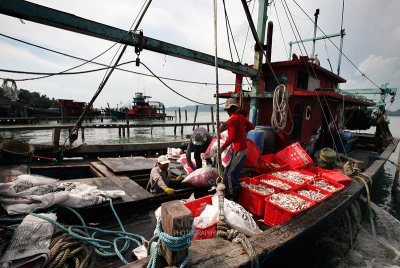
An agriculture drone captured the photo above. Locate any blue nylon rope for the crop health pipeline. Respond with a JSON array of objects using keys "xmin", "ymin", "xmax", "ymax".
[{"xmin": 147, "ymin": 219, "xmax": 194, "ymax": 268}]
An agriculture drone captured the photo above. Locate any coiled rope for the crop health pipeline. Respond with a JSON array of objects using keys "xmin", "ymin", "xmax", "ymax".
[
  {"xmin": 217, "ymin": 221, "xmax": 259, "ymax": 268},
  {"xmin": 147, "ymin": 220, "xmax": 194, "ymax": 268},
  {"xmin": 271, "ymin": 84, "xmax": 292, "ymax": 134}
]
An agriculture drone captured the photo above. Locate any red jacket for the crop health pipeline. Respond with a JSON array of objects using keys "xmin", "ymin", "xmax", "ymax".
[{"xmin": 221, "ymin": 113, "xmax": 255, "ymax": 152}]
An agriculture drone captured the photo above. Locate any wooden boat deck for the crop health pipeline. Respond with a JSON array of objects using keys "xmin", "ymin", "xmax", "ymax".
[{"xmin": 127, "ymin": 138, "xmax": 399, "ymax": 267}]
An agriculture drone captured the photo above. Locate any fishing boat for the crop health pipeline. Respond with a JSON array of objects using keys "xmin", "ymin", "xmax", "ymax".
[
  {"xmin": 109, "ymin": 92, "xmax": 166, "ymax": 120},
  {"xmin": 0, "ymin": 1, "xmax": 398, "ymax": 267}
]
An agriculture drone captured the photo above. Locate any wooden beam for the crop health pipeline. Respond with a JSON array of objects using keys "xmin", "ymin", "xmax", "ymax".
[
  {"xmin": 161, "ymin": 200, "xmax": 193, "ymax": 266},
  {"xmin": 0, "ymin": 0, "xmax": 257, "ymax": 77}
]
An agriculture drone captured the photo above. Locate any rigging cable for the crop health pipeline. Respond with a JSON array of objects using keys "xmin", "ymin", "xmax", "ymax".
[
  {"xmin": 240, "ymin": 0, "xmax": 256, "ymax": 62},
  {"xmin": 140, "ymin": 62, "xmax": 216, "ymax": 106},
  {"xmin": 222, "ymin": 0, "xmax": 252, "ymax": 90},
  {"xmin": 66, "ymin": 0, "xmax": 153, "ymax": 146},
  {"xmin": 291, "ymin": 0, "xmax": 383, "ymax": 90},
  {"xmin": 0, "ymin": 32, "xmax": 239, "ymax": 86},
  {"xmin": 281, "ymin": 0, "xmax": 346, "ymax": 153},
  {"xmin": 273, "ymin": 3, "xmax": 289, "ymax": 59}
]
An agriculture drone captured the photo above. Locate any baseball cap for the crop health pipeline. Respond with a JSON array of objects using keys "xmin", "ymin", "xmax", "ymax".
[
  {"xmin": 157, "ymin": 155, "xmax": 170, "ymax": 165},
  {"xmin": 224, "ymin": 98, "xmax": 238, "ymax": 110}
]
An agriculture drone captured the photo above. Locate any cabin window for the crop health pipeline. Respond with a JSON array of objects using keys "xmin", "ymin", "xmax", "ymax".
[
  {"xmin": 264, "ymin": 73, "xmax": 287, "ymax": 92},
  {"xmin": 297, "ymin": 71, "xmax": 309, "ymax": 90},
  {"xmin": 305, "ymin": 106, "xmax": 311, "ymax": 120},
  {"xmin": 307, "ymin": 76, "xmax": 320, "ymax": 91}
]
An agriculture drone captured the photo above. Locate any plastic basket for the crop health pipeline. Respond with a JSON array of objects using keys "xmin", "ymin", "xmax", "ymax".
[
  {"xmin": 305, "ymin": 167, "xmax": 352, "ymax": 186},
  {"xmin": 321, "ymin": 170, "xmax": 352, "ymax": 186},
  {"xmin": 238, "ymin": 177, "xmax": 278, "ymax": 216},
  {"xmin": 268, "ymin": 170, "xmax": 310, "ymax": 187},
  {"xmin": 256, "ymin": 154, "xmax": 289, "ymax": 174},
  {"xmin": 309, "ymin": 178, "xmax": 345, "ymax": 193},
  {"xmin": 294, "ymin": 184, "xmax": 332, "ymax": 203},
  {"xmin": 276, "ymin": 142, "xmax": 313, "ymax": 169},
  {"xmin": 264, "ymin": 192, "xmax": 316, "ymax": 227},
  {"xmin": 184, "ymin": 195, "xmax": 217, "ymax": 240},
  {"xmin": 254, "ymin": 174, "xmax": 295, "ymax": 191}
]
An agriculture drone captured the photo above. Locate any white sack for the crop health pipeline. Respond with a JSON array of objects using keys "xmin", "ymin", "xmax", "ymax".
[
  {"xmin": 193, "ymin": 204, "xmax": 218, "ymax": 228},
  {"xmin": 212, "ymin": 196, "xmax": 261, "ymax": 236},
  {"xmin": 0, "ymin": 213, "xmax": 57, "ymax": 268}
]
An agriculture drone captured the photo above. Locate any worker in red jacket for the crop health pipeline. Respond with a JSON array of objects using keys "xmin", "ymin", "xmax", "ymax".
[{"xmin": 220, "ymin": 98, "xmax": 254, "ymax": 201}]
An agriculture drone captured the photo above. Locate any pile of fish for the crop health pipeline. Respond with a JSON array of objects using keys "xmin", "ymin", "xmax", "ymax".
[
  {"xmin": 269, "ymin": 193, "xmax": 312, "ymax": 212},
  {"xmin": 261, "ymin": 179, "xmax": 292, "ymax": 190},
  {"xmin": 240, "ymin": 182, "xmax": 275, "ymax": 195},
  {"xmin": 297, "ymin": 189, "xmax": 327, "ymax": 201},
  {"xmin": 311, "ymin": 180, "xmax": 340, "ymax": 192},
  {"xmin": 270, "ymin": 171, "xmax": 313, "ymax": 185}
]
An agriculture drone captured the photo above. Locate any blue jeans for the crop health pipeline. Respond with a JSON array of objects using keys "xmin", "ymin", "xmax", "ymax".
[{"xmin": 224, "ymin": 149, "xmax": 248, "ymax": 195}]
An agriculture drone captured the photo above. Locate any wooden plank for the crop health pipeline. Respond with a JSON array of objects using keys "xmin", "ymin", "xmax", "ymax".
[
  {"xmin": 98, "ymin": 157, "xmax": 156, "ymax": 174},
  {"xmin": 91, "ymin": 162, "xmax": 153, "ymax": 201}
]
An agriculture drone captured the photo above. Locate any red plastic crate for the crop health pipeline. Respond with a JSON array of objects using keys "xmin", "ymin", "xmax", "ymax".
[
  {"xmin": 256, "ymin": 154, "xmax": 289, "ymax": 174},
  {"xmin": 276, "ymin": 142, "xmax": 313, "ymax": 169},
  {"xmin": 184, "ymin": 195, "xmax": 217, "ymax": 240},
  {"xmin": 268, "ymin": 170, "xmax": 311, "ymax": 187},
  {"xmin": 321, "ymin": 170, "xmax": 352, "ymax": 186},
  {"xmin": 238, "ymin": 177, "xmax": 278, "ymax": 216},
  {"xmin": 264, "ymin": 192, "xmax": 316, "ymax": 227},
  {"xmin": 294, "ymin": 184, "xmax": 332, "ymax": 203},
  {"xmin": 254, "ymin": 174, "xmax": 296, "ymax": 191},
  {"xmin": 309, "ymin": 178, "xmax": 345, "ymax": 193}
]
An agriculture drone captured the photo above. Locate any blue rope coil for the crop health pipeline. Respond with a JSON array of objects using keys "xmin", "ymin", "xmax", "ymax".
[{"xmin": 147, "ymin": 219, "xmax": 194, "ymax": 268}]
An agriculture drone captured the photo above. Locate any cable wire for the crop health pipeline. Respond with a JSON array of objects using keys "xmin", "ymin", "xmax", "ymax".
[{"xmin": 0, "ymin": 32, "xmax": 238, "ymax": 86}]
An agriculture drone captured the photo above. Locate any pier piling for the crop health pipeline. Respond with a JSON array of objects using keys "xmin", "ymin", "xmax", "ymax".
[
  {"xmin": 52, "ymin": 128, "xmax": 61, "ymax": 146},
  {"xmin": 193, "ymin": 105, "xmax": 198, "ymax": 131},
  {"xmin": 211, "ymin": 106, "xmax": 215, "ymax": 133}
]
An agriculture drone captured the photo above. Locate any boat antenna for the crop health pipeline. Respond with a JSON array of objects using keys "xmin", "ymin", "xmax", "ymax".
[{"xmin": 65, "ymin": 0, "xmax": 153, "ymax": 146}]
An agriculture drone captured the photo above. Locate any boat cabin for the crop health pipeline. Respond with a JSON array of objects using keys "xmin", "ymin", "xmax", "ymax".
[{"xmin": 221, "ymin": 56, "xmax": 374, "ymax": 155}]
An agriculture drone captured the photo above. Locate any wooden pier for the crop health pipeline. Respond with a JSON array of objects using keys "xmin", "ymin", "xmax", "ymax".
[{"xmin": 0, "ymin": 121, "xmax": 218, "ymax": 137}]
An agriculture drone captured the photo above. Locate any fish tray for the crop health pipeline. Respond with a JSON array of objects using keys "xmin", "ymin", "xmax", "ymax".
[
  {"xmin": 268, "ymin": 170, "xmax": 311, "ymax": 187},
  {"xmin": 294, "ymin": 184, "xmax": 332, "ymax": 203},
  {"xmin": 238, "ymin": 177, "xmax": 279, "ymax": 216},
  {"xmin": 305, "ymin": 167, "xmax": 352, "ymax": 186},
  {"xmin": 309, "ymin": 178, "xmax": 345, "ymax": 193},
  {"xmin": 261, "ymin": 173, "xmax": 305, "ymax": 190},
  {"xmin": 254, "ymin": 174, "xmax": 296, "ymax": 191},
  {"xmin": 255, "ymin": 154, "xmax": 289, "ymax": 174},
  {"xmin": 276, "ymin": 142, "xmax": 313, "ymax": 169},
  {"xmin": 184, "ymin": 195, "xmax": 217, "ymax": 240},
  {"xmin": 264, "ymin": 192, "xmax": 316, "ymax": 227}
]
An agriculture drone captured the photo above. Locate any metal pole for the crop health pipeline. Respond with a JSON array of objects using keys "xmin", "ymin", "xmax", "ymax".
[
  {"xmin": 337, "ymin": 29, "xmax": 345, "ymax": 75},
  {"xmin": 312, "ymin": 9, "xmax": 319, "ymax": 57}
]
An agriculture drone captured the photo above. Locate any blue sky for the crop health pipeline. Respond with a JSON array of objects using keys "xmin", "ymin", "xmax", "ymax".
[{"xmin": 0, "ymin": 0, "xmax": 399, "ymax": 110}]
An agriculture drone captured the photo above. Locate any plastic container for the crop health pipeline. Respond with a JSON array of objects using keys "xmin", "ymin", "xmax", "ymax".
[
  {"xmin": 255, "ymin": 125, "xmax": 275, "ymax": 154},
  {"xmin": 336, "ymin": 131, "xmax": 355, "ymax": 154},
  {"xmin": 267, "ymin": 171, "xmax": 308, "ymax": 188},
  {"xmin": 238, "ymin": 177, "xmax": 279, "ymax": 216},
  {"xmin": 294, "ymin": 184, "xmax": 332, "ymax": 203},
  {"xmin": 255, "ymin": 154, "xmax": 289, "ymax": 174},
  {"xmin": 254, "ymin": 174, "xmax": 296, "ymax": 191},
  {"xmin": 264, "ymin": 192, "xmax": 316, "ymax": 227},
  {"xmin": 309, "ymin": 178, "xmax": 345, "ymax": 193},
  {"xmin": 321, "ymin": 170, "xmax": 352, "ymax": 186},
  {"xmin": 305, "ymin": 167, "xmax": 352, "ymax": 186},
  {"xmin": 243, "ymin": 139, "xmax": 262, "ymax": 167},
  {"xmin": 184, "ymin": 195, "xmax": 217, "ymax": 240},
  {"xmin": 246, "ymin": 130, "xmax": 265, "ymax": 153},
  {"xmin": 276, "ymin": 142, "xmax": 313, "ymax": 169}
]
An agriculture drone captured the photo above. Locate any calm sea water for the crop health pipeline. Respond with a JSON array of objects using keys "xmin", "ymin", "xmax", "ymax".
[{"xmin": 1, "ymin": 113, "xmax": 400, "ymax": 266}]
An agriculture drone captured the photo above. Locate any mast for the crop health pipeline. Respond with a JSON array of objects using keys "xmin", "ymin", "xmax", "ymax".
[{"xmin": 248, "ymin": 0, "xmax": 269, "ymax": 125}]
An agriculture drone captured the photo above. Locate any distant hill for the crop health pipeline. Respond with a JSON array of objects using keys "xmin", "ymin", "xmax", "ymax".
[
  {"xmin": 387, "ymin": 109, "xmax": 400, "ymax": 116},
  {"xmin": 165, "ymin": 104, "xmax": 224, "ymax": 112}
]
